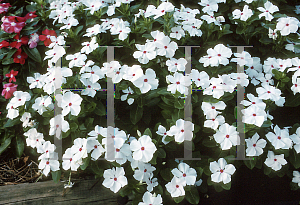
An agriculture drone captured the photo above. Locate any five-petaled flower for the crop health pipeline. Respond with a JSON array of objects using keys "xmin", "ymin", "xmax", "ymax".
[
  {"xmin": 5, "ymin": 70, "xmax": 18, "ymax": 83},
  {"xmin": 210, "ymin": 158, "xmax": 236, "ymax": 184},
  {"xmin": 12, "ymin": 49, "xmax": 28, "ymax": 65}
]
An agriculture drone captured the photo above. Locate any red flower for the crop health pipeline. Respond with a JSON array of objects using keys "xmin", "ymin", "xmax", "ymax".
[
  {"xmin": 1, "ymin": 83, "xmax": 17, "ymax": 99},
  {"xmin": 0, "ymin": 3, "xmax": 11, "ymax": 14},
  {"xmin": 39, "ymin": 29, "xmax": 57, "ymax": 46},
  {"xmin": 0, "ymin": 40, "xmax": 9, "ymax": 49},
  {"xmin": 1, "ymin": 16, "xmax": 26, "ymax": 33},
  {"xmin": 25, "ymin": 11, "xmax": 37, "ymax": 20},
  {"xmin": 12, "ymin": 49, "xmax": 28, "ymax": 65},
  {"xmin": 10, "ymin": 34, "xmax": 29, "ymax": 49},
  {"xmin": 5, "ymin": 70, "xmax": 18, "ymax": 83}
]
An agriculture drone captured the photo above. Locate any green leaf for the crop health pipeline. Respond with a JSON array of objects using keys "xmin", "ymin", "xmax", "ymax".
[
  {"xmin": 15, "ymin": 135, "xmax": 24, "ymax": 158},
  {"xmin": 157, "ymin": 148, "xmax": 166, "ymax": 158},
  {"xmin": 160, "ymin": 168, "xmax": 172, "ymax": 181},
  {"xmin": 143, "ymin": 128, "xmax": 152, "ymax": 137},
  {"xmin": 94, "ymin": 101, "xmax": 106, "ymax": 116},
  {"xmin": 4, "ymin": 118, "xmax": 20, "ymax": 128},
  {"xmin": 173, "ymin": 196, "xmax": 185, "ymax": 203},
  {"xmin": 221, "ymin": 182, "xmax": 231, "ymax": 190},
  {"xmin": 185, "ymin": 186, "xmax": 200, "ymax": 204},
  {"xmin": 285, "ymin": 93, "xmax": 300, "ymax": 107},
  {"xmin": 119, "ymin": 186, "xmax": 132, "ymax": 197},
  {"xmin": 174, "ymin": 98, "xmax": 184, "ymax": 109},
  {"xmin": 130, "ymin": 104, "xmax": 143, "ymax": 125},
  {"xmin": 80, "ymin": 156, "xmax": 91, "ymax": 171},
  {"xmin": 0, "ymin": 138, "xmax": 11, "ymax": 155},
  {"xmin": 202, "ymin": 137, "xmax": 217, "ymax": 148},
  {"xmin": 244, "ymin": 157, "xmax": 256, "ymax": 169},
  {"xmin": 290, "ymin": 149, "xmax": 300, "ymax": 169},
  {"xmin": 51, "ymin": 170, "xmax": 61, "ymax": 183},
  {"xmin": 23, "ymin": 46, "xmax": 42, "ymax": 63},
  {"xmin": 2, "ymin": 57, "xmax": 14, "ymax": 65},
  {"xmin": 74, "ymin": 25, "xmax": 84, "ymax": 36},
  {"xmin": 70, "ymin": 122, "xmax": 78, "ymax": 131}
]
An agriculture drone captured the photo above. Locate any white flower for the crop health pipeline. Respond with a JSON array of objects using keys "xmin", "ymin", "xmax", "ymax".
[
  {"xmin": 213, "ymin": 123, "xmax": 239, "ymax": 150},
  {"xmin": 268, "ymin": 28, "xmax": 278, "ymax": 40},
  {"xmin": 264, "ymin": 151, "xmax": 287, "ymax": 171},
  {"xmin": 256, "ymin": 84, "xmax": 281, "ymax": 102},
  {"xmin": 81, "ymin": 65, "xmax": 105, "ymax": 83},
  {"xmin": 60, "ymin": 16, "xmax": 79, "ymax": 30},
  {"xmin": 130, "ymin": 135, "xmax": 157, "ymax": 163},
  {"xmin": 170, "ymin": 26, "xmax": 185, "ymax": 40},
  {"xmin": 292, "ymin": 171, "xmax": 300, "ymax": 187},
  {"xmin": 168, "ymin": 119, "xmax": 194, "ymax": 143},
  {"xmin": 257, "ymin": 1, "xmax": 279, "ymax": 21},
  {"xmin": 9, "ymin": 91, "xmax": 31, "ymax": 108},
  {"xmin": 240, "ymin": 93, "xmax": 266, "ymax": 110},
  {"xmin": 201, "ymin": 101, "xmax": 226, "ymax": 119},
  {"xmin": 165, "ymin": 176, "xmax": 185, "ymax": 197},
  {"xmin": 166, "ymin": 58, "xmax": 187, "ymax": 72},
  {"xmin": 44, "ymin": 45, "xmax": 66, "ymax": 64},
  {"xmin": 156, "ymin": 36, "xmax": 178, "ymax": 58},
  {"xmin": 171, "ymin": 162, "xmax": 197, "ymax": 186},
  {"xmin": 190, "ymin": 69, "xmax": 210, "ymax": 89},
  {"xmin": 242, "ymin": 105, "xmax": 267, "ymax": 127},
  {"xmin": 38, "ymin": 155, "xmax": 60, "ymax": 176},
  {"xmin": 166, "ymin": 72, "xmax": 191, "ymax": 95},
  {"xmin": 232, "ymin": 5, "xmax": 253, "ymax": 21},
  {"xmin": 81, "ymin": 37, "xmax": 99, "ymax": 54},
  {"xmin": 146, "ymin": 177, "xmax": 159, "ymax": 192},
  {"xmin": 62, "ymin": 148, "xmax": 80, "ymax": 171},
  {"xmin": 61, "ymin": 91, "xmax": 83, "ymax": 116},
  {"xmin": 198, "ymin": 0, "xmax": 218, "ymax": 14},
  {"xmin": 65, "ymin": 52, "xmax": 87, "ymax": 68},
  {"xmin": 86, "ymin": 137, "xmax": 105, "ymax": 160},
  {"xmin": 24, "ymin": 128, "xmax": 45, "ymax": 149},
  {"xmin": 276, "ymin": 17, "xmax": 300, "ymax": 36},
  {"xmin": 133, "ymin": 42, "xmax": 156, "ymax": 64},
  {"xmin": 290, "ymin": 127, "xmax": 300, "ymax": 153},
  {"xmin": 49, "ymin": 114, "xmax": 70, "ymax": 136},
  {"xmin": 245, "ymin": 133, "xmax": 266, "ymax": 156},
  {"xmin": 133, "ymin": 163, "xmax": 156, "ymax": 182},
  {"xmin": 121, "ymin": 87, "xmax": 134, "ymax": 105},
  {"xmin": 205, "ymin": 44, "xmax": 232, "ymax": 67},
  {"xmin": 48, "ymin": 35, "xmax": 65, "ymax": 48},
  {"xmin": 153, "ymin": 2, "xmax": 174, "ymax": 19},
  {"xmin": 203, "ymin": 77, "xmax": 225, "ymax": 99},
  {"xmin": 266, "ymin": 125, "xmax": 292, "ymax": 150},
  {"xmin": 156, "ymin": 125, "xmax": 171, "ymax": 145},
  {"xmin": 122, "ymin": 65, "xmax": 143, "ymax": 82},
  {"xmin": 231, "ymin": 51, "xmax": 253, "ymax": 66},
  {"xmin": 84, "ymin": 24, "xmax": 105, "ymax": 37},
  {"xmin": 229, "ymin": 73, "xmax": 249, "ymax": 87},
  {"xmin": 204, "ymin": 115, "xmax": 225, "ymax": 130},
  {"xmin": 101, "ymin": 127, "xmax": 128, "ymax": 149},
  {"xmin": 71, "ymin": 138, "xmax": 88, "ymax": 163},
  {"xmin": 103, "ymin": 167, "xmax": 128, "ymax": 193},
  {"xmin": 132, "ymin": 68, "xmax": 159, "ymax": 94},
  {"xmin": 27, "ymin": 73, "xmax": 46, "ymax": 89},
  {"xmin": 110, "ymin": 21, "xmax": 131, "ymax": 41},
  {"xmin": 210, "ymin": 158, "xmax": 236, "ymax": 184},
  {"xmin": 32, "ymin": 95, "xmax": 54, "ymax": 115},
  {"xmin": 108, "ymin": 143, "xmax": 131, "ymax": 165},
  {"xmin": 20, "ymin": 112, "xmax": 32, "ymax": 128},
  {"xmin": 6, "ymin": 103, "xmax": 19, "ymax": 120},
  {"xmin": 138, "ymin": 191, "xmax": 163, "ymax": 205}
]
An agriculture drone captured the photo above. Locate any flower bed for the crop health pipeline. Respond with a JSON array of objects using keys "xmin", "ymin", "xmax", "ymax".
[{"xmin": 1, "ymin": 0, "xmax": 300, "ymax": 204}]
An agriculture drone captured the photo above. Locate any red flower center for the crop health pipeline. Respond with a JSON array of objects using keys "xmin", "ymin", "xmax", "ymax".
[
  {"xmin": 116, "ymin": 148, "xmax": 120, "ymax": 152},
  {"xmin": 176, "ymin": 81, "xmax": 180, "ymax": 85},
  {"xmin": 218, "ymin": 54, "xmax": 221, "ymax": 57},
  {"xmin": 286, "ymin": 24, "xmax": 289, "ymax": 27},
  {"xmin": 226, "ymin": 135, "xmax": 229, "ymax": 138},
  {"xmin": 144, "ymin": 169, "xmax": 147, "ymax": 172},
  {"xmin": 181, "ymin": 129, "xmax": 184, "ymax": 132},
  {"xmin": 212, "ymin": 106, "xmax": 215, "ymax": 109},
  {"xmin": 87, "ymin": 85, "xmax": 91, "ymax": 88},
  {"xmin": 91, "ymin": 71, "xmax": 94, "ymax": 74},
  {"xmin": 176, "ymin": 185, "xmax": 179, "ymax": 188},
  {"xmin": 56, "ymin": 124, "xmax": 59, "ymax": 128},
  {"xmin": 164, "ymin": 46, "xmax": 168, "ymax": 49},
  {"xmin": 253, "ymin": 144, "xmax": 256, "ymax": 147},
  {"xmin": 141, "ymin": 147, "xmax": 145, "ymax": 151},
  {"xmin": 252, "ymin": 102, "xmax": 255, "ymax": 104},
  {"xmin": 18, "ymin": 99, "xmax": 21, "ymax": 101},
  {"xmin": 253, "ymin": 113, "xmax": 256, "ymax": 116},
  {"xmin": 267, "ymin": 91, "xmax": 271, "ymax": 93},
  {"xmin": 70, "ymin": 158, "xmax": 72, "ymax": 161},
  {"xmin": 94, "ymin": 145, "xmax": 98, "ymax": 149},
  {"xmin": 69, "ymin": 103, "xmax": 72, "ymax": 106},
  {"xmin": 277, "ymin": 136, "xmax": 281, "ymax": 140},
  {"xmin": 144, "ymin": 79, "xmax": 148, "ymax": 82},
  {"xmin": 79, "ymin": 148, "xmax": 82, "ymax": 151},
  {"xmin": 46, "ymin": 161, "xmax": 49, "ymax": 165},
  {"xmin": 161, "ymin": 10, "xmax": 165, "ymax": 13},
  {"xmin": 183, "ymin": 173, "xmax": 186, "ymax": 177},
  {"xmin": 220, "ymin": 169, "xmax": 224, "ymax": 173},
  {"xmin": 114, "ymin": 177, "xmax": 117, "ymax": 181},
  {"xmin": 143, "ymin": 51, "xmax": 147, "ymax": 54},
  {"xmin": 274, "ymin": 158, "xmax": 277, "ymax": 161}
]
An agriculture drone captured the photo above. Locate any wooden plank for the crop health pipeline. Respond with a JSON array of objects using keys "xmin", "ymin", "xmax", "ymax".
[{"xmin": 0, "ymin": 179, "xmax": 121, "ymax": 204}]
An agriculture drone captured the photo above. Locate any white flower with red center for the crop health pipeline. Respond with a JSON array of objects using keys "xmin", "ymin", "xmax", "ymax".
[
  {"xmin": 48, "ymin": 35, "xmax": 65, "ymax": 48},
  {"xmin": 121, "ymin": 87, "xmax": 134, "ymax": 105},
  {"xmin": 210, "ymin": 158, "xmax": 236, "ymax": 184},
  {"xmin": 106, "ymin": 143, "xmax": 131, "ymax": 165},
  {"xmin": 276, "ymin": 17, "xmax": 299, "ymax": 36},
  {"xmin": 27, "ymin": 73, "xmax": 46, "ymax": 89},
  {"xmin": 170, "ymin": 26, "xmax": 185, "ymax": 40},
  {"xmin": 166, "ymin": 72, "xmax": 191, "ymax": 95},
  {"xmin": 138, "ymin": 191, "xmax": 162, "ymax": 205},
  {"xmin": 79, "ymin": 60, "xmax": 95, "ymax": 74},
  {"xmin": 203, "ymin": 77, "xmax": 225, "ymax": 99},
  {"xmin": 32, "ymin": 95, "xmax": 54, "ymax": 115},
  {"xmin": 242, "ymin": 105, "xmax": 267, "ymax": 127},
  {"xmin": 65, "ymin": 52, "xmax": 87, "ymax": 68},
  {"xmin": 6, "ymin": 103, "xmax": 19, "ymax": 120},
  {"xmin": 257, "ymin": 1, "xmax": 279, "ymax": 21},
  {"xmin": 264, "ymin": 151, "xmax": 287, "ymax": 171},
  {"xmin": 37, "ymin": 141, "xmax": 56, "ymax": 159},
  {"xmin": 61, "ymin": 91, "xmax": 83, "ymax": 116},
  {"xmin": 44, "ymin": 45, "xmax": 66, "ymax": 65},
  {"xmin": 245, "ymin": 133, "xmax": 267, "ymax": 156},
  {"xmin": 268, "ymin": 28, "xmax": 278, "ymax": 40},
  {"xmin": 201, "ymin": 101, "xmax": 226, "ymax": 119},
  {"xmin": 62, "ymin": 148, "xmax": 80, "ymax": 171},
  {"xmin": 60, "ymin": 16, "xmax": 79, "ymax": 30},
  {"xmin": 204, "ymin": 114, "xmax": 225, "ymax": 130},
  {"xmin": 101, "ymin": 61, "xmax": 121, "ymax": 78},
  {"xmin": 219, "ymin": 74, "xmax": 236, "ymax": 93},
  {"xmin": 231, "ymin": 51, "xmax": 253, "ymax": 66},
  {"xmin": 80, "ymin": 78, "xmax": 101, "ymax": 98},
  {"xmin": 110, "ymin": 21, "xmax": 131, "ymax": 41},
  {"xmin": 71, "ymin": 138, "xmax": 88, "ymax": 163},
  {"xmin": 82, "ymin": 0, "xmax": 104, "ymax": 15},
  {"xmin": 81, "ymin": 37, "xmax": 99, "ymax": 54},
  {"xmin": 38, "ymin": 154, "xmax": 60, "ymax": 176},
  {"xmin": 83, "ymin": 24, "xmax": 104, "ymax": 37},
  {"xmin": 9, "ymin": 91, "xmax": 31, "ymax": 108},
  {"xmin": 81, "ymin": 65, "xmax": 105, "ymax": 83},
  {"xmin": 182, "ymin": 19, "xmax": 203, "ymax": 37},
  {"xmin": 24, "ymin": 128, "xmax": 45, "ymax": 149},
  {"xmin": 101, "ymin": 127, "xmax": 128, "ymax": 149},
  {"xmin": 198, "ymin": 0, "xmax": 218, "ymax": 14},
  {"xmin": 156, "ymin": 36, "xmax": 178, "ymax": 58},
  {"xmin": 130, "ymin": 135, "xmax": 157, "ymax": 163},
  {"xmin": 206, "ymin": 44, "xmax": 232, "ymax": 67},
  {"xmin": 244, "ymin": 57, "xmax": 262, "ymax": 78},
  {"xmin": 276, "ymin": 58, "xmax": 292, "ymax": 72},
  {"xmin": 165, "ymin": 176, "xmax": 185, "ymax": 197},
  {"xmin": 132, "ymin": 68, "xmax": 159, "ymax": 94},
  {"xmin": 86, "ymin": 137, "xmax": 105, "ymax": 161},
  {"xmin": 20, "ymin": 112, "xmax": 32, "ymax": 128},
  {"xmin": 232, "ymin": 5, "xmax": 253, "ymax": 21},
  {"xmin": 171, "ymin": 162, "xmax": 197, "ymax": 186},
  {"xmin": 133, "ymin": 42, "xmax": 156, "ymax": 64},
  {"xmin": 156, "ymin": 125, "xmax": 171, "ymax": 145},
  {"xmin": 88, "ymin": 125, "xmax": 105, "ymax": 137},
  {"xmin": 166, "ymin": 58, "xmax": 187, "ymax": 72},
  {"xmin": 167, "ymin": 119, "xmax": 194, "ymax": 143},
  {"xmin": 133, "ymin": 163, "xmax": 156, "ymax": 182},
  {"xmin": 102, "ymin": 167, "xmax": 128, "ymax": 193},
  {"xmin": 190, "ymin": 69, "xmax": 210, "ymax": 89},
  {"xmin": 153, "ymin": 2, "xmax": 175, "ymax": 19},
  {"xmin": 292, "ymin": 171, "xmax": 300, "ymax": 187},
  {"xmin": 291, "ymin": 76, "xmax": 300, "ymax": 95},
  {"xmin": 263, "ymin": 57, "xmax": 279, "ymax": 74},
  {"xmin": 229, "ymin": 73, "xmax": 249, "ymax": 87},
  {"xmin": 122, "ymin": 65, "xmax": 143, "ymax": 82},
  {"xmin": 213, "ymin": 123, "xmax": 239, "ymax": 150},
  {"xmin": 240, "ymin": 93, "xmax": 266, "ymax": 110},
  {"xmin": 49, "ymin": 114, "xmax": 70, "ymax": 136},
  {"xmin": 266, "ymin": 125, "xmax": 292, "ymax": 150},
  {"xmin": 146, "ymin": 177, "xmax": 159, "ymax": 192},
  {"xmin": 144, "ymin": 5, "xmax": 156, "ymax": 18},
  {"xmin": 287, "ymin": 57, "xmax": 300, "ymax": 73},
  {"xmin": 256, "ymin": 84, "xmax": 281, "ymax": 102}
]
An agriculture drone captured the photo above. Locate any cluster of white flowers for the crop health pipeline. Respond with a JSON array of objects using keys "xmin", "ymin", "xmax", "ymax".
[{"xmin": 6, "ymin": 91, "xmax": 31, "ymax": 120}]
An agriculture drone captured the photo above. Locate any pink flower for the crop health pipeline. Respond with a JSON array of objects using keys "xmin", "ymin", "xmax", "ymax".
[
  {"xmin": 1, "ymin": 16, "xmax": 26, "ymax": 33},
  {"xmin": 2, "ymin": 83, "xmax": 18, "ymax": 99},
  {"xmin": 0, "ymin": 3, "xmax": 11, "ymax": 14},
  {"xmin": 24, "ymin": 11, "xmax": 37, "ymax": 20},
  {"xmin": 5, "ymin": 69, "xmax": 18, "ymax": 83},
  {"xmin": 0, "ymin": 40, "xmax": 9, "ymax": 49}
]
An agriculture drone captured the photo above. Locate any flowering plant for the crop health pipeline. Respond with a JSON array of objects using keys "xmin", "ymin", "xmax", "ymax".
[{"xmin": 1, "ymin": 0, "xmax": 300, "ymax": 204}]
